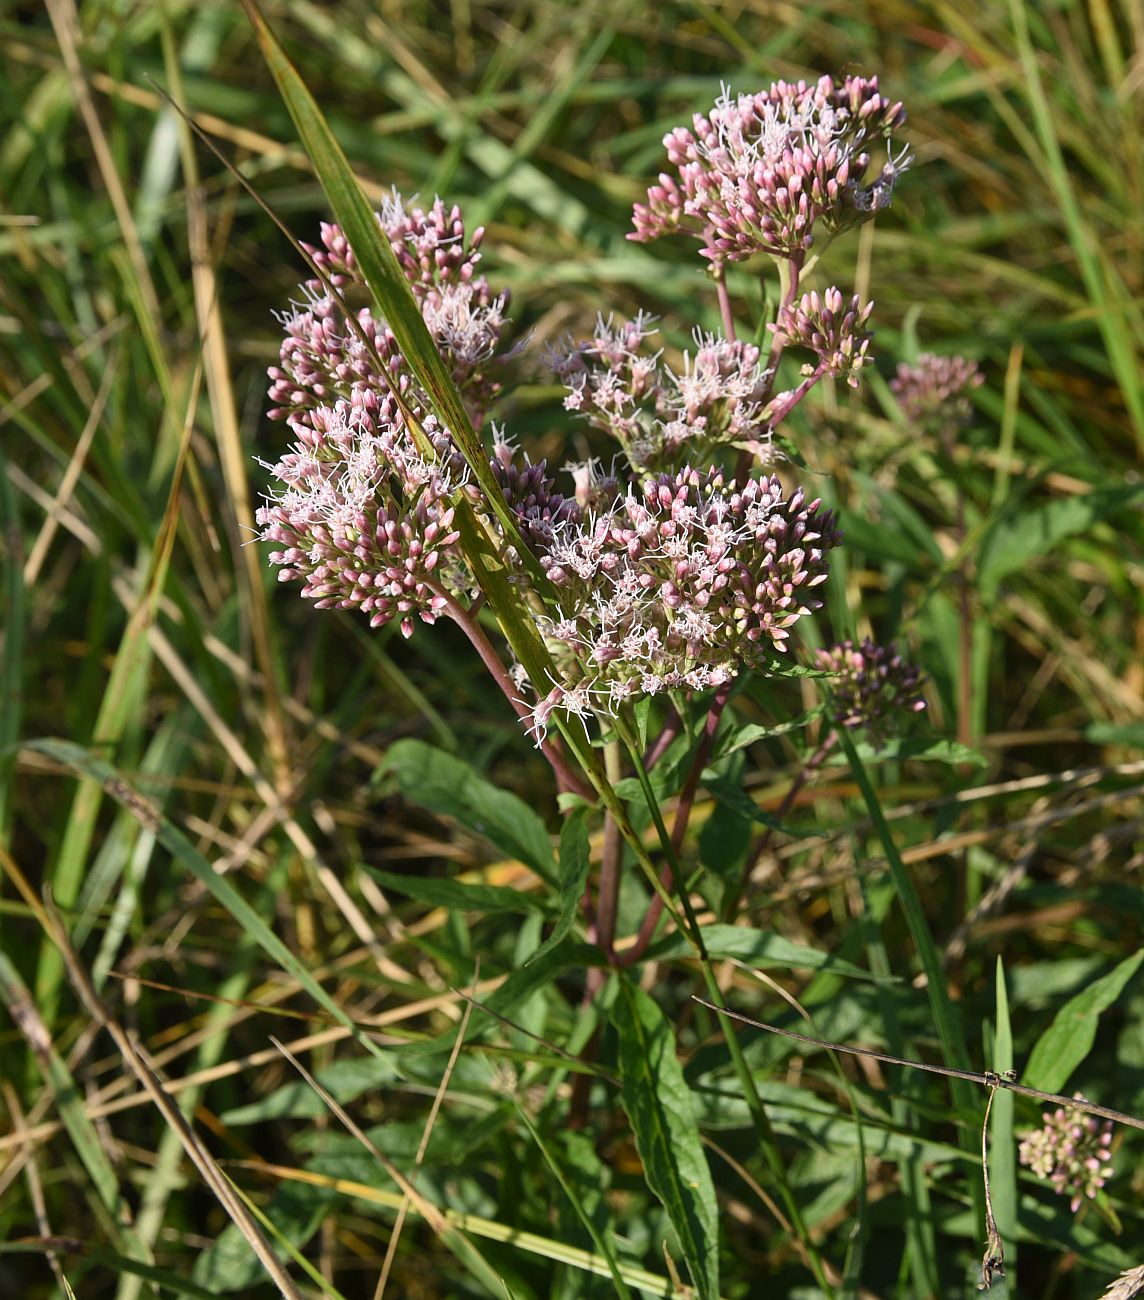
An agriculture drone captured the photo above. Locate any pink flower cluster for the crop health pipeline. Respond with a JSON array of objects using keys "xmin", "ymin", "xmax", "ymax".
[
  {"xmin": 282, "ymin": 189, "xmax": 512, "ymax": 427},
  {"xmin": 1019, "ymin": 1097, "xmax": 1114, "ymax": 1213},
  {"xmin": 630, "ymin": 75, "xmax": 909, "ymax": 264},
  {"xmin": 891, "ymin": 352, "xmax": 983, "ymax": 436},
  {"xmin": 814, "ymin": 638, "xmax": 926, "ymax": 745},
  {"xmin": 530, "ymin": 466, "xmax": 841, "ymax": 731},
  {"xmin": 256, "ymin": 401, "xmax": 464, "ymax": 638},
  {"xmin": 259, "ymin": 191, "xmax": 519, "ymax": 638},
  {"xmin": 548, "ymin": 315, "xmax": 774, "ymax": 468}
]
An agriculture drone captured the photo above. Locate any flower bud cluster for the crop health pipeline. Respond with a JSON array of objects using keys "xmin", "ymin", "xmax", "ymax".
[
  {"xmin": 530, "ymin": 466, "xmax": 841, "ymax": 732},
  {"xmin": 297, "ymin": 190, "xmax": 512, "ymax": 424},
  {"xmin": 891, "ymin": 352, "xmax": 983, "ymax": 437},
  {"xmin": 815, "ymin": 638, "xmax": 926, "ymax": 745},
  {"xmin": 771, "ymin": 288, "xmax": 874, "ymax": 387},
  {"xmin": 489, "ymin": 435, "xmax": 581, "ymax": 551},
  {"xmin": 631, "ymin": 75, "xmax": 909, "ymax": 263},
  {"xmin": 549, "ymin": 315, "xmax": 774, "ymax": 468},
  {"xmin": 1018, "ymin": 1097, "xmax": 1114, "ymax": 1213}
]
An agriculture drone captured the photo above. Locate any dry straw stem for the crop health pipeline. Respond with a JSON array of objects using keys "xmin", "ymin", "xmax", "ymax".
[
  {"xmin": 38, "ymin": 895, "xmax": 305, "ymax": 1300},
  {"xmin": 1101, "ymin": 1265, "xmax": 1144, "ymax": 1300}
]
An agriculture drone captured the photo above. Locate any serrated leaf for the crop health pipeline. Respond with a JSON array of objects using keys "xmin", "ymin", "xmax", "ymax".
[
  {"xmin": 978, "ymin": 483, "xmax": 1144, "ymax": 601},
  {"xmin": 612, "ymin": 978, "xmax": 719, "ymax": 1300},
  {"xmin": 383, "ymin": 738, "xmax": 556, "ymax": 881},
  {"xmin": 1023, "ymin": 949, "xmax": 1144, "ymax": 1094},
  {"xmin": 649, "ymin": 924, "xmax": 879, "ymax": 979},
  {"xmin": 528, "ymin": 808, "xmax": 591, "ymax": 965},
  {"xmin": 364, "ymin": 865, "xmax": 551, "ymax": 915}
]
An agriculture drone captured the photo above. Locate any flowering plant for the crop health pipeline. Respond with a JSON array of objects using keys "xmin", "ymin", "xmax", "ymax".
[{"xmin": 253, "ymin": 66, "xmax": 969, "ymax": 1297}]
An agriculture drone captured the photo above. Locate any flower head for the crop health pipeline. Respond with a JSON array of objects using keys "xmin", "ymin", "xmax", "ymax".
[
  {"xmin": 256, "ymin": 400, "xmax": 464, "ymax": 638},
  {"xmin": 548, "ymin": 316, "xmax": 774, "ymax": 469},
  {"xmin": 631, "ymin": 75, "xmax": 910, "ymax": 264},
  {"xmin": 296, "ymin": 191, "xmax": 513, "ymax": 426},
  {"xmin": 530, "ymin": 466, "xmax": 841, "ymax": 731},
  {"xmin": 770, "ymin": 288, "xmax": 874, "ymax": 387},
  {"xmin": 891, "ymin": 353, "xmax": 983, "ymax": 439},
  {"xmin": 1019, "ymin": 1096, "xmax": 1114, "ymax": 1213},
  {"xmin": 815, "ymin": 638, "xmax": 926, "ymax": 746}
]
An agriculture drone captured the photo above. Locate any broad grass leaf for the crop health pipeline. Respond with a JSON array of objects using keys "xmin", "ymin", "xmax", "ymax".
[
  {"xmin": 483, "ymin": 940, "xmax": 604, "ymax": 1020},
  {"xmin": 649, "ymin": 924, "xmax": 878, "ymax": 980},
  {"xmin": 1023, "ymin": 949, "xmax": 1144, "ymax": 1094},
  {"xmin": 528, "ymin": 807, "xmax": 591, "ymax": 965},
  {"xmin": 192, "ymin": 1179, "xmax": 335, "ymax": 1292},
  {"xmin": 383, "ymin": 738, "xmax": 557, "ymax": 881},
  {"xmin": 221, "ymin": 1057, "xmax": 401, "ymax": 1126},
  {"xmin": 978, "ymin": 483, "xmax": 1144, "ymax": 602},
  {"xmin": 364, "ymin": 864, "xmax": 551, "ymax": 915},
  {"xmin": 612, "ymin": 978, "xmax": 719, "ymax": 1300}
]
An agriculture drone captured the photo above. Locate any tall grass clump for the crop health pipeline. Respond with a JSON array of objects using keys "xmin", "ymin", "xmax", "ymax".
[{"xmin": 2, "ymin": 2, "xmax": 1143, "ymax": 1298}]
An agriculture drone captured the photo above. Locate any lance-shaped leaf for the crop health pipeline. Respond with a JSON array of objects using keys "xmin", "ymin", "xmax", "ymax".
[{"xmin": 613, "ymin": 977, "xmax": 720, "ymax": 1300}]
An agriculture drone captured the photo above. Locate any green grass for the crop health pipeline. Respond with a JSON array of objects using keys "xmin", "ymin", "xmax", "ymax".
[{"xmin": 2, "ymin": 2, "xmax": 1143, "ymax": 1297}]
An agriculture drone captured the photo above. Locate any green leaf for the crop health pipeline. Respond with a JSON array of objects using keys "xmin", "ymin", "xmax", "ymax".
[
  {"xmin": 978, "ymin": 483, "xmax": 1144, "ymax": 601},
  {"xmin": 1022, "ymin": 949, "xmax": 1144, "ymax": 1094},
  {"xmin": 700, "ymin": 773, "xmax": 812, "ymax": 836},
  {"xmin": 192, "ymin": 1179, "xmax": 335, "ymax": 1292},
  {"xmin": 836, "ymin": 729, "xmax": 976, "ymax": 1121},
  {"xmin": 835, "ymin": 507, "xmax": 929, "ymax": 567},
  {"xmin": 383, "ymin": 738, "xmax": 557, "ymax": 881},
  {"xmin": 364, "ymin": 865, "xmax": 551, "ymax": 916},
  {"xmin": 649, "ymin": 924, "xmax": 880, "ymax": 980},
  {"xmin": 528, "ymin": 808, "xmax": 591, "ymax": 965},
  {"xmin": 483, "ymin": 941, "xmax": 604, "ymax": 1021},
  {"xmin": 697, "ymin": 798, "xmax": 751, "ymax": 880},
  {"xmin": 991, "ymin": 958, "xmax": 1018, "ymax": 1277},
  {"xmin": 828, "ymin": 736, "xmax": 988, "ymax": 768},
  {"xmin": 221, "ymin": 1057, "xmax": 401, "ymax": 1126},
  {"xmin": 709, "ymin": 711, "xmax": 819, "ymax": 761},
  {"xmin": 612, "ymin": 978, "xmax": 720, "ymax": 1300},
  {"xmin": 1086, "ymin": 722, "xmax": 1144, "ymax": 748}
]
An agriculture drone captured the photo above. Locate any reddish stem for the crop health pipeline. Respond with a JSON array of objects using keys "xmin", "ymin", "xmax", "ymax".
[
  {"xmin": 726, "ymin": 730, "xmax": 838, "ymax": 922},
  {"xmin": 617, "ymin": 681, "xmax": 732, "ymax": 966},
  {"xmin": 439, "ymin": 592, "xmax": 595, "ymax": 802},
  {"xmin": 714, "ymin": 263, "xmax": 737, "ymax": 341}
]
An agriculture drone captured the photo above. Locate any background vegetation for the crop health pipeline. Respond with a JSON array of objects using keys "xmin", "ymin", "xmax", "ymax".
[{"xmin": 2, "ymin": 0, "xmax": 1143, "ymax": 1296}]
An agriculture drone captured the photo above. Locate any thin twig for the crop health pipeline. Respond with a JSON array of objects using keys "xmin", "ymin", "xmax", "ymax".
[
  {"xmin": 978, "ymin": 1085, "xmax": 1005, "ymax": 1291},
  {"xmin": 692, "ymin": 997, "xmax": 1144, "ymax": 1132}
]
